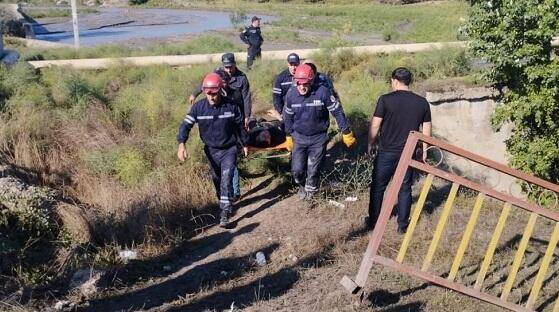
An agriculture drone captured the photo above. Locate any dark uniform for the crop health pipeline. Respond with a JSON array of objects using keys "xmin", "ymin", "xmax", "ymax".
[
  {"xmin": 272, "ymin": 68, "xmax": 294, "ymax": 115},
  {"xmin": 283, "ymin": 85, "xmax": 351, "ymax": 195},
  {"xmin": 177, "ymin": 98, "xmax": 248, "ymax": 212},
  {"xmin": 315, "ymin": 72, "xmax": 340, "ymax": 101},
  {"xmin": 190, "ymin": 68, "xmax": 251, "ymax": 200},
  {"xmin": 239, "ymin": 25, "xmax": 263, "ymax": 69}
]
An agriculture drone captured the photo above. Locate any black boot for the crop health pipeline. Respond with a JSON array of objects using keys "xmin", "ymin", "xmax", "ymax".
[{"xmin": 219, "ymin": 210, "xmax": 229, "ymax": 227}]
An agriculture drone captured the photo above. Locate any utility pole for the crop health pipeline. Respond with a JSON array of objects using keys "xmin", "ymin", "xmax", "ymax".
[{"xmin": 70, "ymin": 0, "xmax": 80, "ymax": 49}]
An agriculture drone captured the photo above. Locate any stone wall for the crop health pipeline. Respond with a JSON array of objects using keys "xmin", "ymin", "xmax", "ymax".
[{"xmin": 426, "ymin": 87, "xmax": 518, "ymax": 194}]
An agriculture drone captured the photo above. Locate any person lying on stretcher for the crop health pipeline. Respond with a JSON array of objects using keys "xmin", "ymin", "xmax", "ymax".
[{"xmin": 246, "ymin": 118, "xmax": 287, "ymax": 150}]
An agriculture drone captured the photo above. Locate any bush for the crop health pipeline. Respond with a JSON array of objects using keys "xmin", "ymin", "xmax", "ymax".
[
  {"xmin": 467, "ymin": 0, "xmax": 559, "ymax": 182},
  {"xmin": 115, "ymin": 149, "xmax": 150, "ymax": 186}
]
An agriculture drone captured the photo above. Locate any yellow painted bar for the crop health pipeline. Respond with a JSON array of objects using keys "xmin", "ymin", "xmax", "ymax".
[
  {"xmin": 422, "ymin": 182, "xmax": 460, "ymax": 272},
  {"xmin": 526, "ymin": 222, "xmax": 559, "ymax": 309},
  {"xmin": 501, "ymin": 212, "xmax": 538, "ymax": 301},
  {"xmin": 474, "ymin": 202, "xmax": 512, "ymax": 290},
  {"xmin": 553, "ymin": 295, "xmax": 559, "ymax": 312},
  {"xmin": 397, "ymin": 174, "xmax": 434, "ymax": 263},
  {"xmin": 448, "ymin": 193, "xmax": 485, "ymax": 281}
]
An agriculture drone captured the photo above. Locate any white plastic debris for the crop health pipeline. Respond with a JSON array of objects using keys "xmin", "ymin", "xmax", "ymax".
[
  {"xmin": 256, "ymin": 251, "xmax": 267, "ymax": 266},
  {"xmin": 345, "ymin": 196, "xmax": 358, "ymax": 202},
  {"xmin": 54, "ymin": 300, "xmax": 73, "ymax": 311},
  {"xmin": 118, "ymin": 250, "xmax": 138, "ymax": 262},
  {"xmin": 328, "ymin": 200, "xmax": 346, "ymax": 209}
]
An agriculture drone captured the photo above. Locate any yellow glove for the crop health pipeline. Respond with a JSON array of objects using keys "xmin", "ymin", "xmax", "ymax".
[
  {"xmin": 285, "ymin": 136, "xmax": 293, "ymax": 152},
  {"xmin": 342, "ymin": 131, "xmax": 357, "ymax": 148}
]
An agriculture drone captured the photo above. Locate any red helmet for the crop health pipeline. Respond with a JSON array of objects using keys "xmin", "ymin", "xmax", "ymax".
[
  {"xmin": 202, "ymin": 72, "xmax": 223, "ymax": 94},
  {"xmin": 293, "ymin": 64, "xmax": 315, "ymax": 85}
]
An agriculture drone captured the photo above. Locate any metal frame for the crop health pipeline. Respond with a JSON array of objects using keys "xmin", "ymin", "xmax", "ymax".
[{"xmin": 340, "ymin": 131, "xmax": 559, "ymax": 312}]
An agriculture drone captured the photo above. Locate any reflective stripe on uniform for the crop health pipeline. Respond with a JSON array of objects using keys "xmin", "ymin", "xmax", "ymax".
[
  {"xmin": 305, "ymin": 185, "xmax": 318, "ymax": 192},
  {"xmin": 284, "ymin": 107, "xmax": 294, "ymax": 114},
  {"xmin": 218, "ymin": 114, "xmax": 234, "ymax": 119},
  {"xmin": 306, "ymin": 101, "xmax": 324, "ymax": 107},
  {"xmin": 183, "ymin": 115, "xmax": 196, "ymax": 124},
  {"xmin": 291, "ymin": 104, "xmax": 302, "ymax": 108},
  {"xmin": 281, "ymin": 82, "xmax": 293, "ymax": 85},
  {"xmin": 327, "ymin": 102, "xmax": 339, "ymax": 111},
  {"xmin": 197, "ymin": 115, "xmax": 214, "ymax": 120}
]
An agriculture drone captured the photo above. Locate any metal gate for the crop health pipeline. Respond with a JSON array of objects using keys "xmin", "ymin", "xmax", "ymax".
[{"xmin": 340, "ymin": 131, "xmax": 559, "ymax": 311}]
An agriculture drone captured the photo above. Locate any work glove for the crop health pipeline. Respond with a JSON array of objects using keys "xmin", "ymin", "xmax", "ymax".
[
  {"xmin": 342, "ymin": 131, "xmax": 357, "ymax": 148},
  {"xmin": 285, "ymin": 136, "xmax": 293, "ymax": 152}
]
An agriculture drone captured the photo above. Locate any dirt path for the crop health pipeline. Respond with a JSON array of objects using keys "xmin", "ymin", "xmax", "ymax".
[
  {"xmin": 72, "ymin": 173, "xmax": 559, "ymax": 312},
  {"xmin": 77, "ymin": 175, "xmax": 356, "ymax": 311}
]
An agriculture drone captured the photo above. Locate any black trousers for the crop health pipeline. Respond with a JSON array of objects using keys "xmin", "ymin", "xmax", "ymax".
[
  {"xmin": 368, "ymin": 150, "xmax": 414, "ymax": 230},
  {"xmin": 247, "ymin": 46, "xmax": 261, "ymax": 69},
  {"xmin": 204, "ymin": 145, "xmax": 237, "ymax": 212}
]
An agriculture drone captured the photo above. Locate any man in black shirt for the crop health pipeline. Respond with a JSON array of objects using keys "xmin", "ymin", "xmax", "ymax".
[{"xmin": 367, "ymin": 67, "xmax": 432, "ymax": 233}]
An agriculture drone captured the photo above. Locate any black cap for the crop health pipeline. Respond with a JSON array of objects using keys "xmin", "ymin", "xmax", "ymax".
[
  {"xmin": 251, "ymin": 16, "xmax": 261, "ymax": 22},
  {"xmin": 287, "ymin": 53, "xmax": 300, "ymax": 65},
  {"xmin": 221, "ymin": 53, "xmax": 236, "ymax": 66},
  {"xmin": 214, "ymin": 68, "xmax": 231, "ymax": 83}
]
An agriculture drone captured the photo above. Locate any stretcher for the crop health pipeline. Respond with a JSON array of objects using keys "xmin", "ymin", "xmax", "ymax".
[{"xmin": 247, "ymin": 141, "xmax": 290, "ymax": 158}]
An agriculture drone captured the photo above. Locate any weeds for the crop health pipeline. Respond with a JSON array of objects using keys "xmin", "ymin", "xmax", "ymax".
[{"xmin": 0, "ymin": 37, "xmax": 476, "ymax": 294}]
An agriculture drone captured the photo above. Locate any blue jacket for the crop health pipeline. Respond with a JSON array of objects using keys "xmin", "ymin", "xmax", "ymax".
[
  {"xmin": 283, "ymin": 84, "xmax": 351, "ymax": 137},
  {"xmin": 240, "ymin": 26, "xmax": 263, "ymax": 47},
  {"xmin": 177, "ymin": 98, "xmax": 248, "ymax": 149},
  {"xmin": 272, "ymin": 68, "xmax": 294, "ymax": 114},
  {"xmin": 315, "ymin": 72, "xmax": 340, "ymax": 101}
]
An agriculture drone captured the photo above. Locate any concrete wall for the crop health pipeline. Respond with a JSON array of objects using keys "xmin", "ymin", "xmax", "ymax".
[{"xmin": 426, "ymin": 87, "xmax": 518, "ymax": 194}]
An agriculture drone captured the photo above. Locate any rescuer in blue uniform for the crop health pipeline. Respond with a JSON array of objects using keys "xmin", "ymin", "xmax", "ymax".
[
  {"xmin": 272, "ymin": 53, "xmax": 300, "ymax": 115},
  {"xmin": 177, "ymin": 73, "xmax": 249, "ymax": 226},
  {"xmin": 305, "ymin": 62, "xmax": 340, "ymax": 102},
  {"xmin": 240, "ymin": 16, "xmax": 264, "ymax": 70},
  {"xmin": 283, "ymin": 64, "xmax": 357, "ymax": 199},
  {"xmin": 188, "ymin": 53, "xmax": 252, "ymax": 202}
]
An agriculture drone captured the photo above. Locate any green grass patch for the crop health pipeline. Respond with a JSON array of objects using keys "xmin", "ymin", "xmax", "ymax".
[
  {"xmin": 143, "ymin": 0, "xmax": 467, "ymax": 43},
  {"xmin": 21, "ymin": 6, "xmax": 98, "ymax": 19},
  {"xmin": 18, "ymin": 35, "xmax": 243, "ymax": 61}
]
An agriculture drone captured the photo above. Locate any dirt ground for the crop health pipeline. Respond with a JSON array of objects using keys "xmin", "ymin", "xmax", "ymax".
[{"xmin": 51, "ymin": 172, "xmax": 559, "ymax": 312}]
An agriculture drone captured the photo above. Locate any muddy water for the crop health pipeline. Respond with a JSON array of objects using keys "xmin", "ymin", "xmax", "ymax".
[{"xmin": 32, "ymin": 8, "xmax": 273, "ymax": 46}]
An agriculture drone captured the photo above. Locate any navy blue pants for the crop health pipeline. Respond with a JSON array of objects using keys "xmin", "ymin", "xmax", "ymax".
[
  {"xmin": 291, "ymin": 132, "xmax": 328, "ymax": 194},
  {"xmin": 204, "ymin": 145, "xmax": 237, "ymax": 212},
  {"xmin": 369, "ymin": 150, "xmax": 414, "ymax": 230},
  {"xmin": 247, "ymin": 46, "xmax": 261, "ymax": 69}
]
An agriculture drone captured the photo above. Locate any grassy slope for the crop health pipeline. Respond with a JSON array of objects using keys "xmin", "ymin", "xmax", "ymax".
[{"xmin": 0, "ymin": 45, "xmax": 475, "ymax": 288}]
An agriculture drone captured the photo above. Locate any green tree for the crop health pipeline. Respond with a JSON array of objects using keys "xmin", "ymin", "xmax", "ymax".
[{"xmin": 466, "ymin": 0, "xmax": 559, "ymax": 182}]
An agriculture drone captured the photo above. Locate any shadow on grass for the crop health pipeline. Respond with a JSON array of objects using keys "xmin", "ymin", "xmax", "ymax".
[
  {"xmin": 368, "ymin": 283, "xmax": 429, "ymax": 308},
  {"xmin": 80, "ymin": 226, "xmax": 272, "ymax": 312},
  {"xmin": 168, "ymin": 243, "xmax": 337, "ymax": 311},
  {"xmin": 381, "ymin": 301, "xmax": 424, "ymax": 311}
]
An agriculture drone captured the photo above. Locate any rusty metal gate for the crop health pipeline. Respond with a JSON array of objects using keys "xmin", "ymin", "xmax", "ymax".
[{"xmin": 340, "ymin": 131, "xmax": 559, "ymax": 312}]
